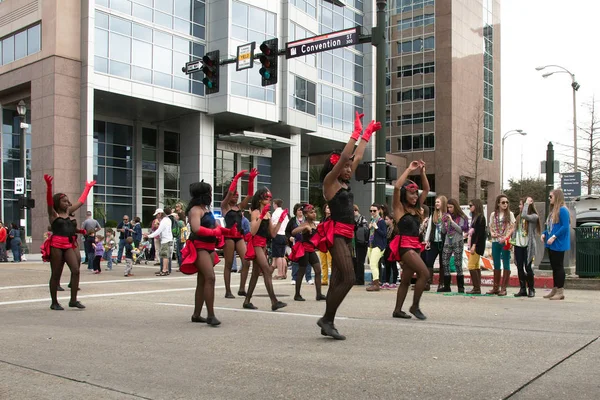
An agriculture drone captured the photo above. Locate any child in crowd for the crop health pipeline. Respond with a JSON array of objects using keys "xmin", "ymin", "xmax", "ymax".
[
  {"xmin": 104, "ymin": 229, "xmax": 116, "ymax": 271},
  {"xmin": 93, "ymin": 234, "xmax": 104, "ymax": 274},
  {"xmin": 123, "ymin": 236, "xmax": 134, "ymax": 277}
]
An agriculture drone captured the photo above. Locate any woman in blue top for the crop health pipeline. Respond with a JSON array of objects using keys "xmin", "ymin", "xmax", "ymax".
[
  {"xmin": 9, "ymin": 223, "xmax": 22, "ymax": 262},
  {"xmin": 541, "ymin": 189, "xmax": 571, "ymax": 300}
]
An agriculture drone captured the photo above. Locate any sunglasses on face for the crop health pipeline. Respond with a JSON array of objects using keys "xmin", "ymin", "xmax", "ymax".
[
  {"xmin": 370, "ymin": 209, "xmax": 378, "ymax": 213},
  {"xmin": 500, "ymin": 201, "xmax": 509, "ymax": 205},
  {"xmin": 469, "ymin": 204, "xmax": 474, "ymax": 207}
]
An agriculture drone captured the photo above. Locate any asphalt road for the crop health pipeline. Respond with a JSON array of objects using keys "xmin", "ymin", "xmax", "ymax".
[{"xmin": 1, "ymin": 262, "xmax": 599, "ymax": 400}]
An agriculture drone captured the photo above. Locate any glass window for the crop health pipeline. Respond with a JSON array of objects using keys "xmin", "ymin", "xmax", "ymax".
[
  {"xmin": 3, "ymin": 36, "xmax": 14, "ymax": 64},
  {"xmin": 132, "ymin": 4, "xmax": 153, "ymax": 22},
  {"xmin": 96, "ymin": 11, "xmax": 109, "ymax": 29},
  {"xmin": 110, "ymin": 15, "xmax": 131, "ymax": 35},
  {"xmin": 132, "ymin": 40, "xmax": 151, "ymax": 68},
  {"xmin": 153, "ymin": 30, "xmax": 172, "ymax": 48},
  {"xmin": 95, "ymin": 29, "xmax": 108, "ymax": 57},
  {"xmin": 132, "ymin": 23, "xmax": 152, "ymax": 41},
  {"xmin": 155, "ymin": 0, "xmax": 173, "ymax": 13},
  {"xmin": 109, "ymin": 33, "xmax": 131, "ymax": 63},
  {"xmin": 153, "ymin": 46, "xmax": 172, "ymax": 73},
  {"xmin": 111, "ymin": 0, "xmax": 132, "ymax": 14},
  {"xmin": 174, "ymin": 0, "xmax": 192, "ymax": 19},
  {"xmin": 154, "ymin": 11, "xmax": 173, "ymax": 28}
]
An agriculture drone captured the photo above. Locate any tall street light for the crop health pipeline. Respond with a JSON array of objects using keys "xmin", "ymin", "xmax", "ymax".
[
  {"xmin": 501, "ymin": 129, "xmax": 527, "ymax": 192},
  {"xmin": 535, "ymin": 65, "xmax": 580, "ymax": 171},
  {"xmin": 16, "ymin": 100, "xmax": 27, "ymax": 238}
]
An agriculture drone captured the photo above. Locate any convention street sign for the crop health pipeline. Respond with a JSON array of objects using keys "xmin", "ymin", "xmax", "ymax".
[{"xmin": 285, "ymin": 27, "xmax": 360, "ymax": 59}]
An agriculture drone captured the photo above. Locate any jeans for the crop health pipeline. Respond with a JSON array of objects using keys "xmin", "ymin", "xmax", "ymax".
[
  {"xmin": 11, "ymin": 239, "xmax": 21, "ymax": 262},
  {"xmin": 84, "ymin": 236, "xmax": 95, "ymax": 268},
  {"xmin": 548, "ymin": 249, "xmax": 566, "ymax": 288},
  {"xmin": 117, "ymin": 238, "xmax": 127, "ymax": 263},
  {"xmin": 176, "ymin": 241, "xmax": 183, "ymax": 266},
  {"xmin": 514, "ymin": 245, "xmax": 534, "ymax": 288},
  {"xmin": 354, "ymin": 244, "xmax": 368, "ymax": 285},
  {"xmin": 291, "ymin": 262, "xmax": 312, "ymax": 282},
  {"xmin": 105, "ymin": 249, "xmax": 113, "ymax": 270},
  {"xmin": 492, "ymin": 241, "xmax": 511, "ymax": 271}
]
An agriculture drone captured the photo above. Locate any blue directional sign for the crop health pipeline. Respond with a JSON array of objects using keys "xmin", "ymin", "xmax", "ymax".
[
  {"xmin": 285, "ymin": 27, "xmax": 360, "ymax": 59},
  {"xmin": 561, "ymin": 172, "xmax": 581, "ymax": 199}
]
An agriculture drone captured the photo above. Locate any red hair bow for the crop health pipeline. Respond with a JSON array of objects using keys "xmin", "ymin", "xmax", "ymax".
[
  {"xmin": 303, "ymin": 204, "xmax": 314, "ymax": 212},
  {"xmin": 329, "ymin": 154, "xmax": 340, "ymax": 166}
]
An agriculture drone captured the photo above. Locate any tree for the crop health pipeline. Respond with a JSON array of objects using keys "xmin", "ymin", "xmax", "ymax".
[
  {"xmin": 558, "ymin": 97, "xmax": 600, "ymax": 195},
  {"xmin": 460, "ymin": 100, "xmax": 487, "ymax": 203},
  {"xmin": 309, "ymin": 165, "xmax": 326, "ymax": 220},
  {"xmin": 504, "ymin": 178, "xmax": 546, "ymax": 216}
]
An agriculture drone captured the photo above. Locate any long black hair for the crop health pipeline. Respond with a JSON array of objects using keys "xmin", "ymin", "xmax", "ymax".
[
  {"xmin": 186, "ymin": 180, "xmax": 212, "ymax": 214},
  {"xmin": 320, "ymin": 150, "xmax": 342, "ymax": 183},
  {"xmin": 251, "ymin": 186, "xmax": 270, "ymax": 211}
]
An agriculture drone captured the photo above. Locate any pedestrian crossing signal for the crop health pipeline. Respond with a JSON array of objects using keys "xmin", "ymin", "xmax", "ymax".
[
  {"xmin": 259, "ymin": 39, "xmax": 278, "ymax": 87},
  {"xmin": 201, "ymin": 50, "xmax": 219, "ymax": 94}
]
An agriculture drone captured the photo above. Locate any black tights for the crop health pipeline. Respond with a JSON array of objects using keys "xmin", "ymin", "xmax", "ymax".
[
  {"xmin": 192, "ymin": 249, "xmax": 217, "ymax": 319},
  {"xmin": 49, "ymin": 247, "xmax": 80, "ymax": 305},
  {"xmin": 244, "ymin": 246, "xmax": 279, "ymax": 306},
  {"xmin": 394, "ymin": 250, "xmax": 429, "ymax": 313},
  {"xmin": 223, "ymin": 239, "xmax": 250, "ymax": 295},
  {"xmin": 548, "ymin": 249, "xmax": 566, "ymax": 288},
  {"xmin": 322, "ymin": 237, "xmax": 355, "ymax": 323},
  {"xmin": 296, "ymin": 252, "xmax": 323, "ymax": 298}
]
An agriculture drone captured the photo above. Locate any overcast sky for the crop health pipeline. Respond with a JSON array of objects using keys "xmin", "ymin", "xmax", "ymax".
[{"xmin": 501, "ymin": 0, "xmax": 600, "ymax": 190}]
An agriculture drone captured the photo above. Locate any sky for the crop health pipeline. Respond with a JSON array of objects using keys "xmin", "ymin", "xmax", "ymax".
[{"xmin": 500, "ymin": 0, "xmax": 600, "ymax": 190}]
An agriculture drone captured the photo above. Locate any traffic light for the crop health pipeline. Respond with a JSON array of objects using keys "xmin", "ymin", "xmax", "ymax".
[
  {"xmin": 258, "ymin": 39, "xmax": 278, "ymax": 86},
  {"xmin": 18, "ymin": 196, "xmax": 35, "ymax": 209},
  {"xmin": 201, "ymin": 50, "xmax": 220, "ymax": 94}
]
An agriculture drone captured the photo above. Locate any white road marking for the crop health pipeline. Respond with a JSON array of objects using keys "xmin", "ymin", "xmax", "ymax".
[{"xmin": 156, "ymin": 302, "xmax": 348, "ymax": 320}]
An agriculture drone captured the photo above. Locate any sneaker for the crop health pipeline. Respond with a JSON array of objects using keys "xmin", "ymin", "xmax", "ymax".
[
  {"xmin": 389, "ymin": 283, "xmax": 397, "ymax": 289},
  {"xmin": 307, "ymin": 280, "xmax": 314, "ymax": 285},
  {"xmin": 290, "ymin": 280, "xmax": 296, "ymax": 285},
  {"xmin": 382, "ymin": 283, "xmax": 390, "ymax": 290}
]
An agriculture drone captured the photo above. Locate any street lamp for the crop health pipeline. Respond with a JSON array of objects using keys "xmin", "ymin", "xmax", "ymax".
[
  {"xmin": 535, "ymin": 65, "xmax": 580, "ymax": 171},
  {"xmin": 501, "ymin": 129, "xmax": 527, "ymax": 192},
  {"xmin": 16, "ymin": 100, "xmax": 27, "ymax": 239}
]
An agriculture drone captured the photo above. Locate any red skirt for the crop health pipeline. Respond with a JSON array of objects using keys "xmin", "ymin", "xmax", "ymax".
[
  {"xmin": 288, "ymin": 241, "xmax": 315, "ymax": 262},
  {"xmin": 179, "ymin": 240, "xmax": 220, "ymax": 275},
  {"xmin": 388, "ymin": 235, "xmax": 424, "ymax": 261},
  {"xmin": 310, "ymin": 220, "xmax": 354, "ymax": 253},
  {"xmin": 40, "ymin": 234, "xmax": 77, "ymax": 262},
  {"xmin": 244, "ymin": 235, "xmax": 268, "ymax": 260}
]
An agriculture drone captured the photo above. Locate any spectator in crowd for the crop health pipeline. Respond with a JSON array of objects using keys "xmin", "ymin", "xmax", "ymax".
[
  {"xmin": 81, "ymin": 211, "xmax": 100, "ymax": 269},
  {"xmin": 132, "ymin": 216, "xmax": 143, "ymax": 248},
  {"xmin": 146, "ymin": 208, "xmax": 173, "ymax": 276},
  {"xmin": 353, "ymin": 204, "xmax": 369, "ymax": 285},
  {"xmin": 92, "ymin": 234, "xmax": 104, "ymax": 274},
  {"xmin": 104, "ymin": 229, "xmax": 116, "ymax": 271},
  {"xmin": 116, "ymin": 215, "xmax": 133, "ymax": 264},
  {"xmin": 513, "ymin": 197, "xmax": 540, "ymax": 298},
  {"xmin": 542, "ymin": 189, "xmax": 570, "ymax": 300},
  {"xmin": 466, "ymin": 199, "xmax": 486, "ymax": 294},
  {"xmin": 176, "ymin": 212, "xmax": 187, "ymax": 267},
  {"xmin": 9, "ymin": 223, "xmax": 22, "ymax": 262},
  {"xmin": 424, "ymin": 196, "xmax": 447, "ymax": 291},
  {"xmin": 488, "ymin": 195, "xmax": 515, "ymax": 296},
  {"xmin": 0, "ymin": 221, "xmax": 7, "ymax": 262},
  {"xmin": 286, "ymin": 203, "xmax": 313, "ymax": 286},
  {"xmin": 366, "ymin": 203, "xmax": 387, "ymax": 292},
  {"xmin": 440, "ymin": 198, "xmax": 469, "ymax": 293}
]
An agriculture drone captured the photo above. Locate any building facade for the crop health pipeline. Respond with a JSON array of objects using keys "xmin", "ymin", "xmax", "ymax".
[
  {"xmin": 0, "ymin": 0, "xmax": 375, "ymax": 251},
  {"xmin": 386, "ymin": 0, "xmax": 501, "ymax": 207}
]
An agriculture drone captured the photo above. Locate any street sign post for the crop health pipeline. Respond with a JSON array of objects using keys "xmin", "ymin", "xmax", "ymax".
[
  {"xmin": 236, "ymin": 42, "xmax": 255, "ymax": 71},
  {"xmin": 561, "ymin": 172, "xmax": 582, "ymax": 200},
  {"xmin": 285, "ymin": 27, "xmax": 360, "ymax": 59},
  {"xmin": 14, "ymin": 177, "xmax": 24, "ymax": 195},
  {"xmin": 182, "ymin": 59, "xmax": 201, "ymax": 74}
]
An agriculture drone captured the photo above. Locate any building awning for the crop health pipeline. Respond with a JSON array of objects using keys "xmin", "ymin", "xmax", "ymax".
[{"xmin": 218, "ymin": 131, "xmax": 296, "ymax": 149}]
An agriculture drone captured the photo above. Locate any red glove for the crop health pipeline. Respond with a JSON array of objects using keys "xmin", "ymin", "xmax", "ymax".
[
  {"xmin": 197, "ymin": 226, "xmax": 221, "ymax": 237},
  {"xmin": 361, "ymin": 120, "xmax": 382, "ymax": 143},
  {"xmin": 44, "ymin": 174, "xmax": 53, "ymax": 206},
  {"xmin": 278, "ymin": 209, "xmax": 289, "ymax": 223},
  {"xmin": 248, "ymin": 168, "xmax": 258, "ymax": 196},
  {"xmin": 77, "ymin": 229, "xmax": 87, "ymax": 235},
  {"xmin": 259, "ymin": 203, "xmax": 271, "ymax": 220},
  {"xmin": 228, "ymin": 170, "xmax": 248, "ymax": 193},
  {"xmin": 351, "ymin": 111, "xmax": 365, "ymax": 141},
  {"xmin": 78, "ymin": 180, "xmax": 96, "ymax": 204},
  {"xmin": 220, "ymin": 223, "xmax": 239, "ymax": 237}
]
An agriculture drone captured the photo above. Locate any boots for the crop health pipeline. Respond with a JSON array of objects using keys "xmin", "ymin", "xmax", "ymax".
[
  {"xmin": 366, "ymin": 279, "xmax": 381, "ymax": 292},
  {"xmin": 437, "ymin": 276, "xmax": 451, "ymax": 292},
  {"xmin": 457, "ymin": 275, "xmax": 465, "ymax": 293},
  {"xmin": 514, "ymin": 280, "xmax": 527, "ymax": 297},
  {"xmin": 526, "ymin": 275, "xmax": 535, "ymax": 298},
  {"xmin": 497, "ymin": 270, "xmax": 511, "ymax": 296},
  {"xmin": 549, "ymin": 287, "xmax": 565, "ymax": 300},
  {"xmin": 466, "ymin": 270, "xmax": 481, "ymax": 294},
  {"xmin": 543, "ymin": 287, "xmax": 557, "ymax": 299},
  {"xmin": 486, "ymin": 270, "xmax": 501, "ymax": 295}
]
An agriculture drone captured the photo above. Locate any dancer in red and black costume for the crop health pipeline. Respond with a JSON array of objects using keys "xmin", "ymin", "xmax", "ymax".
[
  {"xmin": 180, "ymin": 181, "xmax": 238, "ymax": 326},
  {"xmin": 314, "ymin": 112, "xmax": 381, "ymax": 340},
  {"xmin": 242, "ymin": 187, "xmax": 287, "ymax": 311},
  {"xmin": 389, "ymin": 161, "xmax": 430, "ymax": 320},
  {"xmin": 289, "ymin": 203, "xmax": 326, "ymax": 302},
  {"xmin": 221, "ymin": 168, "xmax": 258, "ymax": 299},
  {"xmin": 42, "ymin": 174, "xmax": 95, "ymax": 310}
]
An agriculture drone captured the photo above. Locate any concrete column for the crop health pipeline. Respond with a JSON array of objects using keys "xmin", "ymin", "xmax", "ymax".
[
  {"xmin": 134, "ymin": 121, "xmax": 143, "ymax": 217},
  {"xmin": 269, "ymin": 134, "xmax": 301, "ymax": 209},
  {"xmin": 180, "ymin": 112, "xmax": 214, "ymax": 198},
  {"xmin": 157, "ymin": 126, "xmax": 165, "ymax": 205}
]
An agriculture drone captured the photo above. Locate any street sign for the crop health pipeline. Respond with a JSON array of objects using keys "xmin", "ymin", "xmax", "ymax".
[
  {"xmin": 182, "ymin": 59, "xmax": 201, "ymax": 75},
  {"xmin": 540, "ymin": 160, "xmax": 560, "ymax": 174},
  {"xmin": 14, "ymin": 177, "xmax": 24, "ymax": 195},
  {"xmin": 236, "ymin": 42, "xmax": 255, "ymax": 71},
  {"xmin": 561, "ymin": 172, "xmax": 581, "ymax": 199},
  {"xmin": 285, "ymin": 26, "xmax": 360, "ymax": 59}
]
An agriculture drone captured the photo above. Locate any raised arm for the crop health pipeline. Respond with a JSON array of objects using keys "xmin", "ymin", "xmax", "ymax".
[
  {"xmin": 418, "ymin": 161, "xmax": 430, "ymax": 205},
  {"xmin": 68, "ymin": 180, "xmax": 96, "ymax": 214},
  {"xmin": 352, "ymin": 119, "xmax": 382, "ymax": 173},
  {"xmin": 341, "ymin": 111, "xmax": 364, "ymax": 158},
  {"xmin": 221, "ymin": 170, "xmax": 248, "ymax": 213},
  {"xmin": 323, "ymin": 151, "xmax": 350, "ymax": 201},
  {"xmin": 239, "ymin": 168, "xmax": 258, "ymax": 211},
  {"xmin": 44, "ymin": 174, "xmax": 56, "ymax": 224},
  {"xmin": 393, "ymin": 161, "xmax": 421, "ymax": 219}
]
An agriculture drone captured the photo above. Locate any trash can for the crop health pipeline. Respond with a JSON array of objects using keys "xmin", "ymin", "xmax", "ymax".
[{"xmin": 575, "ymin": 225, "xmax": 600, "ymax": 277}]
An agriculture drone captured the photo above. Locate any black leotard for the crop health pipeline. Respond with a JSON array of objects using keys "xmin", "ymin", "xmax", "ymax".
[
  {"xmin": 256, "ymin": 219, "xmax": 270, "ymax": 239},
  {"xmin": 396, "ymin": 213, "xmax": 421, "ymax": 238},
  {"xmin": 328, "ymin": 186, "xmax": 354, "ymax": 224},
  {"xmin": 51, "ymin": 217, "xmax": 76, "ymax": 237},
  {"xmin": 189, "ymin": 211, "xmax": 217, "ymax": 243},
  {"xmin": 225, "ymin": 209, "xmax": 243, "ymax": 230}
]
